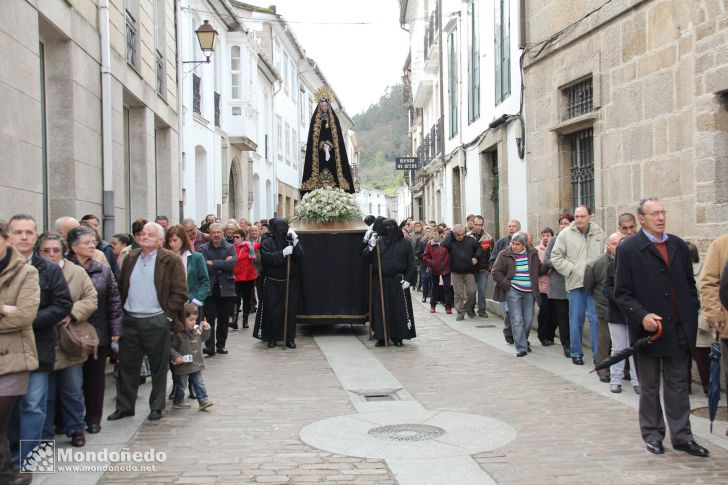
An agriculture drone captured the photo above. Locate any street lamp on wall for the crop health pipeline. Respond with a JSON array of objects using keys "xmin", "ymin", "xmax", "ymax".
[{"xmin": 183, "ymin": 20, "xmax": 219, "ymax": 65}]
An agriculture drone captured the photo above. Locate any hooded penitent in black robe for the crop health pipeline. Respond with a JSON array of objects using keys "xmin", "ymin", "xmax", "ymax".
[
  {"xmin": 362, "ymin": 218, "xmax": 417, "ymax": 344},
  {"xmin": 254, "ymin": 219, "xmax": 303, "ymax": 344},
  {"xmin": 300, "ymin": 103, "xmax": 355, "ymax": 195}
]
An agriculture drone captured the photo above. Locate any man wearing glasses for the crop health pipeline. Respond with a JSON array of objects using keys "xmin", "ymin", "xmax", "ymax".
[{"xmin": 614, "ymin": 198, "xmax": 708, "ymax": 457}]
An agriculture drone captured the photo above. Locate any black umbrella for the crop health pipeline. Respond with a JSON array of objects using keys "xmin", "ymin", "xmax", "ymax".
[
  {"xmin": 592, "ymin": 321, "xmax": 663, "ymax": 373},
  {"xmin": 708, "ymin": 335, "xmax": 721, "ymax": 433}
]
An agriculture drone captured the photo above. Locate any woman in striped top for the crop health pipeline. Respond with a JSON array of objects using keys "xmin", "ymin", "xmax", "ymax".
[{"xmin": 491, "ymin": 232, "xmax": 542, "ymax": 357}]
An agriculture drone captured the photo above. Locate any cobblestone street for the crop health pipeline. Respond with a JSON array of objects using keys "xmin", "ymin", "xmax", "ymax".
[{"xmin": 32, "ymin": 298, "xmax": 728, "ymax": 485}]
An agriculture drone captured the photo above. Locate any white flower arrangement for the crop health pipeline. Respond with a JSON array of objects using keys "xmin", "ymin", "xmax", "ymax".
[{"xmin": 294, "ymin": 187, "xmax": 362, "ymax": 224}]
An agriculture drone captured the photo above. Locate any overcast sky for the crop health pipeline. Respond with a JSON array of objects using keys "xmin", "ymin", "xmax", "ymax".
[{"xmin": 247, "ymin": 0, "xmax": 410, "ymax": 116}]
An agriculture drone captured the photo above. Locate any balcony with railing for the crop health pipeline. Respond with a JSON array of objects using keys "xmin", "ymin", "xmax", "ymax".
[
  {"xmin": 415, "ymin": 118, "xmax": 443, "ymax": 176},
  {"xmin": 423, "ymin": 10, "xmax": 439, "ymax": 73}
]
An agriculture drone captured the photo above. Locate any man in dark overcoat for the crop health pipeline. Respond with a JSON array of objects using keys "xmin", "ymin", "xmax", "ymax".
[{"xmin": 614, "ymin": 198, "xmax": 708, "ymax": 457}]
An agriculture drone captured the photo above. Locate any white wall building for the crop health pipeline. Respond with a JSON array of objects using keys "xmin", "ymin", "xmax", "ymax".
[
  {"xmin": 400, "ymin": 0, "xmax": 525, "ymax": 236},
  {"xmin": 356, "ymin": 187, "xmax": 389, "ymax": 218}
]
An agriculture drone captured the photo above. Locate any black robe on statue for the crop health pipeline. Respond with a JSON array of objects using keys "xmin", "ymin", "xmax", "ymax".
[
  {"xmin": 362, "ymin": 219, "xmax": 417, "ymax": 343},
  {"xmin": 254, "ymin": 220, "xmax": 303, "ymax": 343},
  {"xmin": 300, "ymin": 104, "xmax": 355, "ymax": 195}
]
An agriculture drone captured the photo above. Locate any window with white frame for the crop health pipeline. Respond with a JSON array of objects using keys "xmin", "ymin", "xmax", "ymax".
[
  {"xmin": 467, "ymin": 0, "xmax": 479, "ymax": 123},
  {"xmin": 283, "ymin": 53, "xmax": 290, "ymax": 95},
  {"xmin": 495, "ymin": 0, "xmax": 511, "ymax": 104},
  {"xmin": 230, "ymin": 46, "xmax": 241, "ymax": 100},
  {"xmin": 285, "ymin": 123, "xmax": 291, "ymax": 161},
  {"xmin": 276, "ymin": 117, "xmax": 282, "ymax": 159},
  {"xmin": 273, "ymin": 40, "xmax": 281, "ymax": 72}
]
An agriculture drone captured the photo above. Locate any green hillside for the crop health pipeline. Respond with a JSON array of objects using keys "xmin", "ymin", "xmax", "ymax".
[{"xmin": 353, "ymin": 85, "xmax": 408, "ymax": 196}]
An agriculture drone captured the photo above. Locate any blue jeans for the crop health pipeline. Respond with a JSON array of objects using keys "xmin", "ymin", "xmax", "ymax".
[
  {"xmin": 43, "ymin": 364, "xmax": 86, "ymax": 439},
  {"xmin": 475, "ymin": 271, "xmax": 489, "ymax": 312},
  {"xmin": 568, "ymin": 288, "xmax": 599, "ymax": 359},
  {"xmin": 9, "ymin": 370, "xmax": 49, "ymax": 469},
  {"xmin": 173, "ymin": 371, "xmax": 209, "ymax": 404},
  {"xmin": 506, "ymin": 288, "xmax": 534, "ymax": 354},
  {"xmin": 419, "ymin": 265, "xmax": 431, "ymax": 300}
]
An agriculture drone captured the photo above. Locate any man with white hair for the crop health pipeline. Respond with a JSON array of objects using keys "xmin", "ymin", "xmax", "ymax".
[{"xmin": 108, "ymin": 222, "xmax": 187, "ymax": 422}]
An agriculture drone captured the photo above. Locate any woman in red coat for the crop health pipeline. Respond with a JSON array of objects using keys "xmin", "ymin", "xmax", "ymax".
[
  {"xmin": 423, "ymin": 227, "xmax": 453, "ymax": 314},
  {"xmin": 232, "ymin": 229, "xmax": 257, "ymax": 329}
]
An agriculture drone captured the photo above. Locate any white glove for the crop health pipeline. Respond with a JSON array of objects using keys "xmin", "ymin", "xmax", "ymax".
[
  {"xmin": 287, "ymin": 229, "xmax": 298, "ymax": 241},
  {"xmin": 368, "ymin": 233, "xmax": 378, "ymax": 251},
  {"xmin": 324, "ymin": 144, "xmax": 331, "ymax": 161},
  {"xmin": 282, "ymin": 245, "xmax": 294, "ymax": 257},
  {"xmin": 401, "ymin": 280, "xmax": 410, "ymax": 290},
  {"xmin": 364, "ymin": 227, "xmax": 374, "ymax": 242},
  {"xmin": 110, "ymin": 340, "xmax": 120, "ymax": 354}
]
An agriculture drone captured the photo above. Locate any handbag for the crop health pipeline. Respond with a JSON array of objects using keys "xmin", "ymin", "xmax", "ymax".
[{"xmin": 58, "ymin": 320, "xmax": 99, "ymax": 360}]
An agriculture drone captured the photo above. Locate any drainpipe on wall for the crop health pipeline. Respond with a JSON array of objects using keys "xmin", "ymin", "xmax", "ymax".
[
  {"xmin": 175, "ymin": 0, "xmax": 185, "ymax": 222},
  {"xmin": 99, "ymin": 0, "xmax": 114, "ymax": 240},
  {"xmin": 437, "ymin": 0, "xmax": 445, "ymax": 223}
]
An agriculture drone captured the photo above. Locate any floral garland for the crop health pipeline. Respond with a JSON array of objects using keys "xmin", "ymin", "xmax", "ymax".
[{"xmin": 294, "ymin": 187, "xmax": 362, "ymax": 224}]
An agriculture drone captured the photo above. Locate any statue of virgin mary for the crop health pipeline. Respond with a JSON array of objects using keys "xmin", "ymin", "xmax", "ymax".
[{"xmin": 300, "ymin": 86, "xmax": 355, "ymax": 196}]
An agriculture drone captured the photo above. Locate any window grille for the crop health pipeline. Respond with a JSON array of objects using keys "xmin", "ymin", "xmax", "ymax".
[
  {"xmin": 564, "ymin": 80, "xmax": 593, "ymax": 119},
  {"xmin": 569, "ymin": 128, "xmax": 595, "ymax": 211}
]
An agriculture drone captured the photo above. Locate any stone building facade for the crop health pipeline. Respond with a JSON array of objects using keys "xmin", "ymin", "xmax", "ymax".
[
  {"xmin": 1, "ymin": 0, "xmax": 180, "ymax": 236},
  {"xmin": 524, "ymin": 0, "xmax": 728, "ymax": 248}
]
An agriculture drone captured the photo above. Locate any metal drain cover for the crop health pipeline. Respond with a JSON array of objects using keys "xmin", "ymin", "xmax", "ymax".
[{"xmin": 368, "ymin": 424, "xmax": 446, "ymax": 442}]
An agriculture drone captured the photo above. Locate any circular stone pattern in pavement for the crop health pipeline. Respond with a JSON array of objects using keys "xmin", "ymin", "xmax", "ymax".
[
  {"xmin": 368, "ymin": 423, "xmax": 446, "ymax": 442},
  {"xmin": 299, "ymin": 410, "xmax": 517, "ymax": 459}
]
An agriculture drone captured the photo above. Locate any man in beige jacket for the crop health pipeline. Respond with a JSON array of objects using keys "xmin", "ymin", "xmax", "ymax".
[
  {"xmin": 699, "ymin": 233, "xmax": 728, "ymax": 435},
  {"xmin": 550, "ymin": 205, "xmax": 606, "ymax": 365}
]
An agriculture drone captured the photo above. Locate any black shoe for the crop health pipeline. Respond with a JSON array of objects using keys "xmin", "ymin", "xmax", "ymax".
[
  {"xmin": 203, "ymin": 347, "xmax": 215, "ymax": 357},
  {"xmin": 393, "ymin": 340, "xmax": 403, "ymax": 347},
  {"xmin": 624, "ymin": 373, "xmax": 631, "ymax": 381},
  {"xmin": 564, "ymin": 348, "xmax": 571, "ymax": 358},
  {"xmin": 541, "ymin": 339, "xmax": 554, "ymax": 346},
  {"xmin": 86, "ymin": 424, "xmax": 101, "ymax": 434},
  {"xmin": 572, "ymin": 357, "xmax": 584, "ymax": 365},
  {"xmin": 71, "ymin": 430, "xmax": 86, "ymax": 447},
  {"xmin": 267, "ymin": 341, "xmax": 276, "ymax": 348},
  {"xmin": 527, "ymin": 342, "xmax": 532, "ymax": 352},
  {"xmin": 375, "ymin": 339, "xmax": 385, "ymax": 347},
  {"xmin": 168, "ymin": 391, "xmax": 174, "ymax": 400},
  {"xmin": 286, "ymin": 341, "xmax": 296, "ymax": 349},
  {"xmin": 516, "ymin": 351, "xmax": 527, "ymax": 357},
  {"xmin": 599, "ymin": 376, "xmax": 610, "ymax": 383},
  {"xmin": 422, "ymin": 297, "xmax": 427, "ymax": 303},
  {"xmin": 645, "ymin": 441, "xmax": 664, "ymax": 454},
  {"xmin": 229, "ymin": 323, "xmax": 239, "ymax": 330},
  {"xmin": 148, "ymin": 410, "xmax": 162, "ymax": 421},
  {"xmin": 673, "ymin": 441, "xmax": 709, "ymax": 457},
  {"xmin": 189, "ymin": 392, "xmax": 198, "ymax": 400},
  {"xmin": 216, "ymin": 347, "xmax": 228, "ymax": 355},
  {"xmin": 107, "ymin": 410, "xmax": 135, "ymax": 421},
  {"xmin": 504, "ymin": 335, "xmax": 514, "ymax": 345}
]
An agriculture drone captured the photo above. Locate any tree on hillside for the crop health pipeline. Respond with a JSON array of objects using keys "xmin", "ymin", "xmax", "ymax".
[{"xmin": 353, "ymin": 85, "xmax": 408, "ymax": 196}]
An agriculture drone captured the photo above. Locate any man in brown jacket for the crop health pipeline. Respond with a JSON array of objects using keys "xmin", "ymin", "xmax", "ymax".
[
  {"xmin": 108, "ymin": 223, "xmax": 187, "ymax": 422},
  {"xmin": 699, "ymin": 233, "xmax": 728, "ymax": 435}
]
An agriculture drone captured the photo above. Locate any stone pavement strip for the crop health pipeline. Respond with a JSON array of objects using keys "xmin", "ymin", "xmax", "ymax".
[{"xmin": 44, "ymin": 295, "xmax": 728, "ymax": 484}]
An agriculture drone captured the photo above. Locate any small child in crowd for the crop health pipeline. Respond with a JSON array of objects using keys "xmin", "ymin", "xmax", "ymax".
[{"xmin": 170, "ymin": 304, "xmax": 214, "ymax": 410}]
